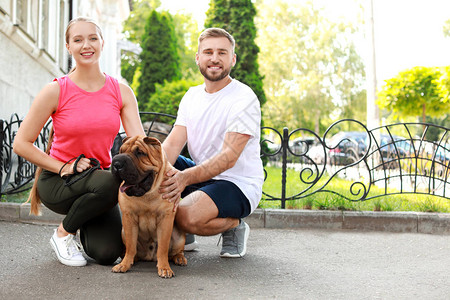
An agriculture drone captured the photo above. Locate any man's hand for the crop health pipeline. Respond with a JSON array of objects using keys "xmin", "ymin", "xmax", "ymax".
[{"xmin": 159, "ymin": 167, "xmax": 189, "ymax": 211}]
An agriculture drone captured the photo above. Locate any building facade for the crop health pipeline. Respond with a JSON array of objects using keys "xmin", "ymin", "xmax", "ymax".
[{"xmin": 0, "ymin": 0, "xmax": 130, "ymax": 120}]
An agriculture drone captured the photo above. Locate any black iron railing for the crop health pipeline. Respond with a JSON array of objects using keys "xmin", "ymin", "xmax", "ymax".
[
  {"xmin": 1, "ymin": 114, "xmax": 449, "ymax": 209},
  {"xmin": 261, "ymin": 119, "xmax": 449, "ymax": 208}
]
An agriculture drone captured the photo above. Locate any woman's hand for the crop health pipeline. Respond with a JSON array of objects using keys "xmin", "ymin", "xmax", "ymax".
[
  {"xmin": 59, "ymin": 157, "xmax": 92, "ymax": 177},
  {"xmin": 159, "ymin": 167, "xmax": 188, "ymax": 211}
]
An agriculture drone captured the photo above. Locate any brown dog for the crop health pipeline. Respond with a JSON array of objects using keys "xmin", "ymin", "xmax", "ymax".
[{"xmin": 110, "ymin": 136, "xmax": 187, "ymax": 278}]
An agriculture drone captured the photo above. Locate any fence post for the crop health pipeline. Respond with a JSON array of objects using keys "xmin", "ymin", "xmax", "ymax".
[{"xmin": 281, "ymin": 127, "xmax": 289, "ymax": 209}]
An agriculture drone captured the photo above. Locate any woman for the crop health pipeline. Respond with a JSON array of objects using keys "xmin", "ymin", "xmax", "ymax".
[{"xmin": 13, "ymin": 17, "xmax": 145, "ymax": 266}]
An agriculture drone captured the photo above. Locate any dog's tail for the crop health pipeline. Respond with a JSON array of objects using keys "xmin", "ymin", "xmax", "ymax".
[{"xmin": 23, "ymin": 127, "xmax": 54, "ymax": 216}]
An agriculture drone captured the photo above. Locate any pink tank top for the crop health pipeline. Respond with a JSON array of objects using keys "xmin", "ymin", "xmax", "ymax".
[{"xmin": 49, "ymin": 74, "xmax": 123, "ymax": 169}]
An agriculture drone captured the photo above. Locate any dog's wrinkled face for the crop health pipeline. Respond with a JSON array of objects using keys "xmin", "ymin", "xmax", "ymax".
[{"xmin": 111, "ymin": 136, "xmax": 163, "ymax": 197}]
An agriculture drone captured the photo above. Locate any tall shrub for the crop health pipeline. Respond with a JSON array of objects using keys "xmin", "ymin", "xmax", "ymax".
[
  {"xmin": 137, "ymin": 10, "xmax": 181, "ymax": 110},
  {"xmin": 205, "ymin": 0, "xmax": 266, "ymax": 107}
]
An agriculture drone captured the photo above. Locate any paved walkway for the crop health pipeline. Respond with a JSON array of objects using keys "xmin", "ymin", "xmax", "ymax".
[{"xmin": 1, "ymin": 219, "xmax": 449, "ymax": 299}]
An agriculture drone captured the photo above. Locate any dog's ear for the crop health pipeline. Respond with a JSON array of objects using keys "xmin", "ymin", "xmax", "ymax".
[
  {"xmin": 143, "ymin": 136, "xmax": 161, "ymax": 147},
  {"xmin": 122, "ymin": 136, "xmax": 131, "ymax": 143}
]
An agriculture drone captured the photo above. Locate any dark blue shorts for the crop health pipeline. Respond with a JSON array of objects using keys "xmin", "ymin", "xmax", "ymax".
[{"xmin": 174, "ymin": 156, "xmax": 251, "ymax": 219}]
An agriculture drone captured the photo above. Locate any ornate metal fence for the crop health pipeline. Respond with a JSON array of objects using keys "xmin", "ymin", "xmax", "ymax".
[
  {"xmin": 261, "ymin": 119, "xmax": 450, "ymax": 208},
  {"xmin": 1, "ymin": 114, "xmax": 449, "ymax": 209},
  {"xmin": 0, "ymin": 114, "xmax": 52, "ymax": 195}
]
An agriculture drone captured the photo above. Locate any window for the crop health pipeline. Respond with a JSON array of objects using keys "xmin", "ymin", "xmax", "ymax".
[
  {"xmin": 3, "ymin": 0, "xmax": 72, "ymax": 73},
  {"xmin": 13, "ymin": 0, "xmax": 38, "ymax": 40}
]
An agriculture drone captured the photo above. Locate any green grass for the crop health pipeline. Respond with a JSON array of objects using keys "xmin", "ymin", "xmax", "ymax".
[
  {"xmin": 261, "ymin": 166, "xmax": 450, "ymax": 213},
  {"xmin": 1, "ymin": 183, "xmax": 33, "ymax": 203}
]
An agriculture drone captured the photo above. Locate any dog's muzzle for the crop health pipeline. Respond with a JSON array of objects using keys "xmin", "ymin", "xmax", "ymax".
[{"xmin": 111, "ymin": 154, "xmax": 155, "ymax": 197}]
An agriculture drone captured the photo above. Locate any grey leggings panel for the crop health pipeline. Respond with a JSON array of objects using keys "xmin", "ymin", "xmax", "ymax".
[{"xmin": 37, "ymin": 169, "xmax": 123, "ymax": 265}]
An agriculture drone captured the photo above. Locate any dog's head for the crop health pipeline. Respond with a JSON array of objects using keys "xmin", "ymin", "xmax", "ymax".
[{"xmin": 111, "ymin": 136, "xmax": 165, "ymax": 197}]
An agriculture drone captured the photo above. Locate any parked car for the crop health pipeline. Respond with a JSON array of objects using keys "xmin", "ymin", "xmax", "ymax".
[
  {"xmin": 326, "ymin": 131, "xmax": 368, "ymax": 165},
  {"xmin": 373, "ymin": 135, "xmax": 413, "ymax": 169},
  {"xmin": 288, "ymin": 137, "xmax": 320, "ymax": 164}
]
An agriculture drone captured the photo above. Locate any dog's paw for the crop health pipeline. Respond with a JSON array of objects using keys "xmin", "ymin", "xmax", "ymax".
[
  {"xmin": 172, "ymin": 253, "xmax": 187, "ymax": 266},
  {"xmin": 112, "ymin": 263, "xmax": 130, "ymax": 273},
  {"xmin": 158, "ymin": 266, "xmax": 175, "ymax": 278}
]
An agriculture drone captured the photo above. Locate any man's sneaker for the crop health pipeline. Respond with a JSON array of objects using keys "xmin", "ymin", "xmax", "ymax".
[
  {"xmin": 50, "ymin": 229, "xmax": 87, "ymax": 267},
  {"xmin": 184, "ymin": 233, "xmax": 199, "ymax": 252},
  {"xmin": 220, "ymin": 221, "xmax": 250, "ymax": 258}
]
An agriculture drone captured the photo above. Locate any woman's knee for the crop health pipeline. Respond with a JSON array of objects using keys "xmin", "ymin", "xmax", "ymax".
[
  {"xmin": 89, "ymin": 246, "xmax": 123, "ymax": 265},
  {"xmin": 80, "ymin": 207, "xmax": 123, "ymax": 265},
  {"xmin": 90, "ymin": 171, "xmax": 120, "ymax": 205}
]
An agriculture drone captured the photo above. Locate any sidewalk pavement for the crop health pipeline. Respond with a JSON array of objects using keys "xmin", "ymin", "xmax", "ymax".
[{"xmin": 1, "ymin": 203, "xmax": 450, "ymax": 299}]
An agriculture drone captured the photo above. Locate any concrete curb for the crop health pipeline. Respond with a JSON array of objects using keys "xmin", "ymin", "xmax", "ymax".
[{"xmin": 1, "ymin": 202, "xmax": 449, "ymax": 235}]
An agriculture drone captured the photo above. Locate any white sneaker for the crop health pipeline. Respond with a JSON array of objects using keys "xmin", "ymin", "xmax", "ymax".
[
  {"xmin": 50, "ymin": 229, "xmax": 87, "ymax": 267},
  {"xmin": 184, "ymin": 233, "xmax": 199, "ymax": 252}
]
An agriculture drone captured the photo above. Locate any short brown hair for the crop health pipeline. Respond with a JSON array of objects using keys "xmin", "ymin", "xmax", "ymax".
[{"xmin": 198, "ymin": 28, "xmax": 235, "ymax": 52}]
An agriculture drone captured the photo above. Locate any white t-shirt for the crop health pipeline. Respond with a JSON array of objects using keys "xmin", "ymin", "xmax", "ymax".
[{"xmin": 175, "ymin": 79, "xmax": 264, "ymax": 213}]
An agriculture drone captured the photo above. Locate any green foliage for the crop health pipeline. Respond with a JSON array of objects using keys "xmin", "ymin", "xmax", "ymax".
[
  {"xmin": 171, "ymin": 13, "xmax": 202, "ymax": 79},
  {"xmin": 123, "ymin": 0, "xmax": 161, "ymax": 43},
  {"xmin": 377, "ymin": 66, "xmax": 450, "ymax": 123},
  {"xmin": 205, "ymin": 0, "xmax": 267, "ymax": 107},
  {"xmin": 123, "ymin": 1, "xmax": 199, "ymax": 93},
  {"xmin": 137, "ymin": 10, "xmax": 181, "ymax": 110},
  {"xmin": 205, "ymin": 0, "xmax": 230, "ymax": 30},
  {"xmin": 143, "ymin": 78, "xmax": 203, "ymax": 116},
  {"xmin": 130, "ymin": 66, "xmax": 141, "ymax": 97},
  {"xmin": 256, "ymin": 0, "xmax": 366, "ymax": 133},
  {"xmin": 120, "ymin": 51, "xmax": 140, "ymax": 84}
]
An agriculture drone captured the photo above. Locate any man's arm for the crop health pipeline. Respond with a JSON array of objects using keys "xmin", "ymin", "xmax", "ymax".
[
  {"xmin": 160, "ymin": 131, "xmax": 250, "ymax": 206},
  {"xmin": 183, "ymin": 132, "xmax": 250, "ymax": 185},
  {"xmin": 162, "ymin": 125, "xmax": 188, "ymax": 165}
]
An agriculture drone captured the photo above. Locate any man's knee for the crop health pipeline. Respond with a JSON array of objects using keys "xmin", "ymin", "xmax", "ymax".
[
  {"xmin": 175, "ymin": 192, "xmax": 219, "ymax": 234},
  {"xmin": 175, "ymin": 207, "xmax": 199, "ymax": 233}
]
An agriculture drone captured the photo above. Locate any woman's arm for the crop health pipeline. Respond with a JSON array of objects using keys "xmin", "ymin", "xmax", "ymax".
[
  {"xmin": 13, "ymin": 82, "xmax": 93, "ymax": 176},
  {"xmin": 12, "ymin": 82, "xmax": 69, "ymax": 174},
  {"xmin": 119, "ymin": 83, "xmax": 145, "ymax": 137}
]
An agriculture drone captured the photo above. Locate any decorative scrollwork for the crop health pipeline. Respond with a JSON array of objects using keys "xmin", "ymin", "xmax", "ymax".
[{"xmin": 2, "ymin": 114, "xmax": 449, "ymax": 207}]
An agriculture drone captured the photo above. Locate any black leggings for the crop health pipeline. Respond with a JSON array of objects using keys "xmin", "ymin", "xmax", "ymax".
[{"xmin": 37, "ymin": 169, "xmax": 123, "ymax": 265}]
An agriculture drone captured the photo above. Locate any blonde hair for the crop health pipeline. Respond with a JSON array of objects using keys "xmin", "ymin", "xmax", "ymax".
[
  {"xmin": 198, "ymin": 28, "xmax": 235, "ymax": 52},
  {"xmin": 25, "ymin": 128, "xmax": 54, "ymax": 215},
  {"xmin": 65, "ymin": 16, "xmax": 103, "ymax": 44}
]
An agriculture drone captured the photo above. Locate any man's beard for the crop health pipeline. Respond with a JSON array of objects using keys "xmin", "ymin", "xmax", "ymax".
[{"xmin": 199, "ymin": 63, "xmax": 231, "ymax": 82}]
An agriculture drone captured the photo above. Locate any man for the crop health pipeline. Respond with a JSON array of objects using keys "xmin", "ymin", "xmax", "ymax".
[{"xmin": 160, "ymin": 28, "xmax": 263, "ymax": 258}]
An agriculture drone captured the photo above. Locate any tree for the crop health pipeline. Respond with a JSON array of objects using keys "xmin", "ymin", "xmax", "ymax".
[
  {"xmin": 123, "ymin": 0, "xmax": 161, "ymax": 43},
  {"xmin": 137, "ymin": 10, "xmax": 181, "ymax": 110},
  {"xmin": 205, "ymin": 0, "xmax": 267, "ymax": 107},
  {"xmin": 377, "ymin": 66, "xmax": 449, "ymax": 123},
  {"xmin": 255, "ymin": 0, "xmax": 366, "ymax": 132},
  {"xmin": 121, "ymin": 51, "xmax": 140, "ymax": 84},
  {"xmin": 121, "ymin": 0, "xmax": 161, "ymax": 84},
  {"xmin": 143, "ymin": 78, "xmax": 203, "ymax": 117},
  {"xmin": 121, "ymin": 0, "xmax": 200, "ymax": 85},
  {"xmin": 171, "ymin": 13, "xmax": 203, "ymax": 80}
]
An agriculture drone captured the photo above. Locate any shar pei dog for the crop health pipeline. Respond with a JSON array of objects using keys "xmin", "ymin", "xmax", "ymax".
[{"xmin": 111, "ymin": 136, "xmax": 187, "ymax": 278}]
